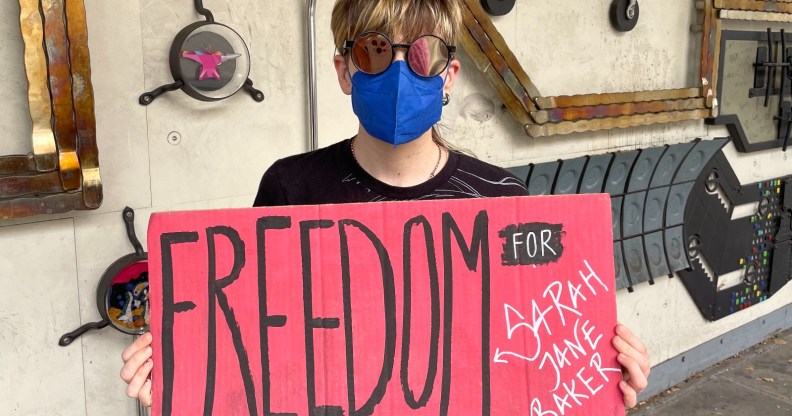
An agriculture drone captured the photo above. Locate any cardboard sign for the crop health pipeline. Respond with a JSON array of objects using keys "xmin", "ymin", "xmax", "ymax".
[{"xmin": 148, "ymin": 195, "xmax": 624, "ymax": 416}]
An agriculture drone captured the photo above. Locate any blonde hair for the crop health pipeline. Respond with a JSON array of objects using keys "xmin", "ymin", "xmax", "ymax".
[
  {"xmin": 331, "ymin": 0, "xmax": 463, "ymax": 55},
  {"xmin": 331, "ymin": 0, "xmax": 467, "ymax": 152}
]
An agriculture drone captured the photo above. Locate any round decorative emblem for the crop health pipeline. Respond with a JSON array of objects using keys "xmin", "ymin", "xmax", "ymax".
[{"xmin": 170, "ymin": 22, "xmax": 251, "ymax": 101}]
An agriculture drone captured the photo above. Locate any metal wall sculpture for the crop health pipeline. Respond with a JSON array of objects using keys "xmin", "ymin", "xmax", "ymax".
[
  {"xmin": 680, "ymin": 152, "xmax": 791, "ymax": 320},
  {"xmin": 508, "ymin": 138, "xmax": 792, "ymax": 321},
  {"xmin": 459, "ymin": 0, "xmax": 715, "ymax": 138},
  {"xmin": 460, "ymin": 0, "xmax": 792, "ymax": 140},
  {"xmin": 0, "ymin": 0, "xmax": 101, "ymax": 220},
  {"xmin": 711, "ymin": 28, "xmax": 792, "ymax": 152},
  {"xmin": 139, "ymin": 0, "xmax": 265, "ymax": 105}
]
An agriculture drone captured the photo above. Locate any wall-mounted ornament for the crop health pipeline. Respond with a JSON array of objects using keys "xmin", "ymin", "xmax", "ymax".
[
  {"xmin": 139, "ymin": 1, "xmax": 265, "ymax": 105},
  {"xmin": 678, "ymin": 153, "xmax": 792, "ymax": 320},
  {"xmin": 1, "ymin": 0, "xmax": 102, "ymax": 220},
  {"xmin": 459, "ymin": 0, "xmax": 714, "ymax": 138},
  {"xmin": 709, "ymin": 28, "xmax": 792, "ymax": 152},
  {"xmin": 610, "ymin": 0, "xmax": 640, "ymax": 32},
  {"xmin": 507, "ymin": 138, "xmax": 792, "ymax": 321},
  {"xmin": 480, "ymin": 0, "xmax": 516, "ymax": 16},
  {"xmin": 59, "ymin": 207, "xmax": 149, "ymax": 346}
]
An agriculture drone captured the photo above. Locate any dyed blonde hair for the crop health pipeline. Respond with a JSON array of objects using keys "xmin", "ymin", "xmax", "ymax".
[
  {"xmin": 330, "ymin": 0, "xmax": 467, "ymax": 151},
  {"xmin": 331, "ymin": 0, "xmax": 463, "ymax": 55}
]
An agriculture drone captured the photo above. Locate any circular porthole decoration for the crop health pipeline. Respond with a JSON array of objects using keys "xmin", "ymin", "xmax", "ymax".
[
  {"xmin": 610, "ymin": 0, "xmax": 640, "ymax": 32},
  {"xmin": 139, "ymin": 4, "xmax": 264, "ymax": 105},
  {"xmin": 480, "ymin": 0, "xmax": 516, "ymax": 16},
  {"xmin": 171, "ymin": 22, "xmax": 253, "ymax": 101}
]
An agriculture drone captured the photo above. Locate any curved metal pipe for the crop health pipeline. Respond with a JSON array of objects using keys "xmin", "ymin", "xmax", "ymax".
[
  {"xmin": 195, "ymin": 0, "xmax": 215, "ymax": 23},
  {"xmin": 306, "ymin": 0, "xmax": 319, "ymax": 151}
]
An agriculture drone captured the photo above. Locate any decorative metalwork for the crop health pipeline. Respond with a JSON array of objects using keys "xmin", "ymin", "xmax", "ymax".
[
  {"xmin": 459, "ymin": 0, "xmax": 732, "ymax": 138},
  {"xmin": 508, "ymin": 138, "xmax": 792, "ymax": 321},
  {"xmin": 709, "ymin": 29, "xmax": 792, "ymax": 152},
  {"xmin": 1, "ymin": 0, "xmax": 102, "ymax": 220},
  {"xmin": 139, "ymin": 0, "xmax": 265, "ymax": 105}
]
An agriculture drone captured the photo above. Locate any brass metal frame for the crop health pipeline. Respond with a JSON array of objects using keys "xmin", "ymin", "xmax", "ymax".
[
  {"xmin": 460, "ymin": 0, "xmax": 735, "ymax": 137},
  {"xmin": 1, "ymin": 0, "xmax": 102, "ymax": 219}
]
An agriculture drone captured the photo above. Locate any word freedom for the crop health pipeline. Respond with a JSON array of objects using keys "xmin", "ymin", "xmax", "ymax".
[{"xmin": 148, "ymin": 196, "xmax": 621, "ymax": 415}]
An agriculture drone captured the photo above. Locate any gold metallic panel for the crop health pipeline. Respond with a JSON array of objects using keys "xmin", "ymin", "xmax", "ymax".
[
  {"xmin": 463, "ymin": 0, "xmax": 542, "ymax": 103},
  {"xmin": 530, "ymin": 98, "xmax": 707, "ymax": 124},
  {"xmin": 460, "ymin": 14, "xmax": 536, "ymax": 127},
  {"xmin": 19, "ymin": 0, "xmax": 57, "ymax": 171},
  {"xmin": 43, "ymin": 0, "xmax": 80, "ymax": 190},
  {"xmin": 720, "ymin": 9, "xmax": 792, "ymax": 20},
  {"xmin": 715, "ymin": 0, "xmax": 792, "ymax": 13},
  {"xmin": 0, "ymin": 192, "xmax": 85, "ymax": 220},
  {"xmin": 58, "ymin": 151, "xmax": 81, "ymax": 191},
  {"xmin": 535, "ymin": 89, "xmax": 702, "ymax": 109},
  {"xmin": 525, "ymin": 110, "xmax": 710, "ymax": 138},
  {"xmin": 0, "ymin": 156, "xmax": 38, "ymax": 176},
  {"xmin": 65, "ymin": 0, "xmax": 101, "ymax": 208},
  {"xmin": 1, "ymin": 0, "xmax": 102, "ymax": 220},
  {"xmin": 458, "ymin": 0, "xmax": 711, "ymax": 137},
  {"xmin": 460, "ymin": 0, "xmax": 541, "ymax": 129},
  {"xmin": 0, "ymin": 171, "xmax": 64, "ymax": 199}
]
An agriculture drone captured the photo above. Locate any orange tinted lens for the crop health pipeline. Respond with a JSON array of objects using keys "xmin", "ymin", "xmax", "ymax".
[
  {"xmin": 408, "ymin": 36, "xmax": 448, "ymax": 77},
  {"xmin": 351, "ymin": 33, "xmax": 393, "ymax": 74}
]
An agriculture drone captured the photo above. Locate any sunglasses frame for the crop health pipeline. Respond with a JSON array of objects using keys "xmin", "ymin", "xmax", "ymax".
[{"xmin": 344, "ymin": 31, "xmax": 457, "ymax": 78}]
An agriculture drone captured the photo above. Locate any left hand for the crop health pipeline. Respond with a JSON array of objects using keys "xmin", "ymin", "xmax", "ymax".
[{"xmin": 611, "ymin": 323, "xmax": 650, "ymax": 408}]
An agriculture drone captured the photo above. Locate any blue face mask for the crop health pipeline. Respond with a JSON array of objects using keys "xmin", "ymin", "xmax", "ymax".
[{"xmin": 350, "ymin": 61, "xmax": 445, "ymax": 146}]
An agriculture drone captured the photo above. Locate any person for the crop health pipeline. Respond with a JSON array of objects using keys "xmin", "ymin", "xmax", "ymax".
[{"xmin": 121, "ymin": 0, "xmax": 651, "ymax": 409}]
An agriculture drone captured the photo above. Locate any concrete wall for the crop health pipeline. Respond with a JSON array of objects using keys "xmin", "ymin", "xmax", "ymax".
[{"xmin": 0, "ymin": 0, "xmax": 789, "ymax": 414}]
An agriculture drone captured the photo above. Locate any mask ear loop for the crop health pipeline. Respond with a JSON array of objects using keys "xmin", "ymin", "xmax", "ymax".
[{"xmin": 344, "ymin": 52, "xmax": 355, "ymax": 88}]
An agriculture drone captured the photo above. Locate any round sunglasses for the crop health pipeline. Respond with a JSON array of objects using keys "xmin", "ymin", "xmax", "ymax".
[{"xmin": 344, "ymin": 32, "xmax": 456, "ymax": 78}]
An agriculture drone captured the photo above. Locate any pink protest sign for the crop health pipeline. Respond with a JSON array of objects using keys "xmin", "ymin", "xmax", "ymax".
[{"xmin": 147, "ymin": 195, "xmax": 624, "ymax": 415}]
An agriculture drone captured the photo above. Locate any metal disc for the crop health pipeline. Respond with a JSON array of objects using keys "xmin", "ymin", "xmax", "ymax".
[
  {"xmin": 610, "ymin": 0, "xmax": 639, "ymax": 32},
  {"xmin": 480, "ymin": 0, "xmax": 516, "ymax": 17}
]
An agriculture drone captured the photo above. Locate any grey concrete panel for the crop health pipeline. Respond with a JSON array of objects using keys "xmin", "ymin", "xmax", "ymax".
[{"xmin": 0, "ymin": 220, "xmax": 86, "ymax": 415}]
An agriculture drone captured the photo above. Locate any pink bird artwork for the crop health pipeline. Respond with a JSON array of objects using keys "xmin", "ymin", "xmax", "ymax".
[{"xmin": 180, "ymin": 50, "xmax": 241, "ymax": 80}]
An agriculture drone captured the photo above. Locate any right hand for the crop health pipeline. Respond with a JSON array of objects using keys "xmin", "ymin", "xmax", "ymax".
[{"xmin": 120, "ymin": 332, "xmax": 154, "ymax": 407}]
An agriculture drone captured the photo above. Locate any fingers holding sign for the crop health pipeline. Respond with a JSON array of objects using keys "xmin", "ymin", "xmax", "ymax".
[
  {"xmin": 120, "ymin": 332, "xmax": 154, "ymax": 407},
  {"xmin": 612, "ymin": 324, "xmax": 650, "ymax": 408}
]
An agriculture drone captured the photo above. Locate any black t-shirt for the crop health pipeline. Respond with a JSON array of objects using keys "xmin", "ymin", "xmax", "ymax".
[{"xmin": 253, "ymin": 138, "xmax": 528, "ymax": 207}]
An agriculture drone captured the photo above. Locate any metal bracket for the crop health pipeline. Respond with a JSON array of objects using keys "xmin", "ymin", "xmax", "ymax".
[
  {"xmin": 751, "ymin": 28, "xmax": 792, "ymax": 150},
  {"xmin": 139, "ymin": 81, "xmax": 184, "ymax": 106},
  {"xmin": 242, "ymin": 78, "xmax": 266, "ymax": 102}
]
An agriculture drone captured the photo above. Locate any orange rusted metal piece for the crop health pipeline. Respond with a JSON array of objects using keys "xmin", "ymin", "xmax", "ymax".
[{"xmin": 0, "ymin": 0, "xmax": 102, "ymax": 219}]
